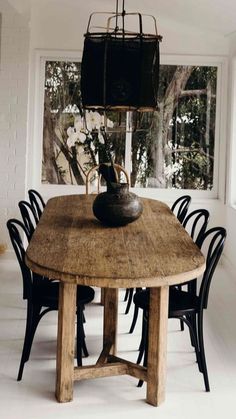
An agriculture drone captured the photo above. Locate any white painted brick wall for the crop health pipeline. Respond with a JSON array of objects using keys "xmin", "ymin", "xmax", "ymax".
[{"xmin": 0, "ymin": 0, "xmax": 29, "ymax": 247}]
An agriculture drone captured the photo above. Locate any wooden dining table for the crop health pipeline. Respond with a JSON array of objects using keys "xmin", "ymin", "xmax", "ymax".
[{"xmin": 25, "ymin": 194, "xmax": 205, "ymax": 406}]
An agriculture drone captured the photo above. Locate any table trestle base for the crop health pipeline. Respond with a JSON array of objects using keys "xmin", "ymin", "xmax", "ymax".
[{"xmin": 74, "ymin": 354, "xmax": 147, "ymax": 382}]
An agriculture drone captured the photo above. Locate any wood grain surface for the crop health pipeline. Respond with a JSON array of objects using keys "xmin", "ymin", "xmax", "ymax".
[{"xmin": 25, "ymin": 195, "xmax": 205, "ymax": 288}]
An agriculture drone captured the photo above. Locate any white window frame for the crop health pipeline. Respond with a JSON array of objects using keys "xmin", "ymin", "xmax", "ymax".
[
  {"xmin": 226, "ymin": 56, "xmax": 236, "ymax": 208},
  {"xmin": 27, "ymin": 50, "xmax": 228, "ymax": 202}
]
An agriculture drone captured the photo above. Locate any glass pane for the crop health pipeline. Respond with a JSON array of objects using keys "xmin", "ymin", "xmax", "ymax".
[
  {"xmin": 131, "ymin": 65, "xmax": 217, "ymax": 189},
  {"xmin": 42, "ymin": 61, "xmax": 125, "ymax": 185}
]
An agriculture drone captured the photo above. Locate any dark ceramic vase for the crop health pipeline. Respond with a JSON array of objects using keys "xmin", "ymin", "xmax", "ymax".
[{"xmin": 92, "ymin": 182, "xmax": 143, "ymax": 227}]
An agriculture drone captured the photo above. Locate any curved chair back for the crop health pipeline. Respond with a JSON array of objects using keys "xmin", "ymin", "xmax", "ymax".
[
  {"xmin": 85, "ymin": 163, "xmax": 129, "ymax": 194},
  {"xmin": 18, "ymin": 200, "xmax": 37, "ymax": 240},
  {"xmin": 198, "ymin": 227, "xmax": 226, "ymax": 309},
  {"xmin": 7, "ymin": 219, "xmax": 32, "ymax": 300},
  {"xmin": 183, "ymin": 209, "xmax": 210, "ymax": 247},
  {"xmin": 171, "ymin": 195, "xmax": 191, "ymax": 224},
  {"xmin": 28, "ymin": 189, "xmax": 45, "ymax": 221}
]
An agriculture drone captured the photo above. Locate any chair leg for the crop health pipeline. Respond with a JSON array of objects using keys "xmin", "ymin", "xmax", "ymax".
[
  {"xmin": 81, "ymin": 308, "xmax": 89, "ymax": 358},
  {"xmin": 177, "ymin": 315, "xmax": 203, "ymax": 374},
  {"xmin": 137, "ymin": 347, "xmax": 148, "ymax": 387},
  {"xmin": 24, "ymin": 305, "xmax": 44, "ymax": 362},
  {"xmin": 137, "ymin": 311, "xmax": 147, "ymax": 365},
  {"xmin": 189, "ymin": 313, "xmax": 198, "ymax": 350},
  {"xmin": 129, "ymin": 305, "xmax": 139, "ymax": 334},
  {"xmin": 76, "ymin": 306, "xmax": 83, "ymax": 367},
  {"xmin": 82, "ymin": 338, "xmax": 89, "ymax": 358},
  {"xmin": 129, "ymin": 288, "xmax": 142, "ymax": 333},
  {"xmin": 17, "ymin": 303, "xmax": 34, "ymax": 381},
  {"xmin": 77, "ymin": 305, "xmax": 90, "ymax": 366},
  {"xmin": 18, "ymin": 303, "xmax": 55, "ymax": 381},
  {"xmin": 175, "ymin": 286, "xmax": 184, "ymax": 331},
  {"xmin": 137, "ymin": 312, "xmax": 145, "ymax": 363},
  {"xmin": 198, "ymin": 311, "xmax": 210, "ymax": 391},
  {"xmin": 124, "ymin": 288, "xmax": 129, "ymax": 302},
  {"xmin": 137, "ymin": 315, "xmax": 149, "ymax": 388},
  {"xmin": 125, "ymin": 288, "xmax": 134, "ymax": 315}
]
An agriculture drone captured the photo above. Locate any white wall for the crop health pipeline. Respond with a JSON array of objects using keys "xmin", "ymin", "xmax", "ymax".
[
  {"xmin": 223, "ymin": 33, "xmax": 236, "ymax": 272},
  {"xmin": 0, "ymin": 0, "xmax": 231, "ymax": 247},
  {"xmin": 0, "ymin": 0, "xmax": 30, "ymax": 246}
]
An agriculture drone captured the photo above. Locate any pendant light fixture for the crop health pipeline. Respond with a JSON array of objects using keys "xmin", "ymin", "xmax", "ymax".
[{"xmin": 81, "ymin": 0, "xmax": 162, "ymax": 118}]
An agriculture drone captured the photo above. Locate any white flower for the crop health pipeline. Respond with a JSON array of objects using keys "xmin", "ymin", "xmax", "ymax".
[
  {"xmin": 86, "ymin": 111, "xmax": 102, "ymax": 131},
  {"xmin": 74, "ymin": 116, "xmax": 84, "ymax": 132},
  {"xmin": 164, "ymin": 162, "xmax": 181, "ymax": 179},
  {"xmin": 92, "ymin": 111, "xmax": 102, "ymax": 130},
  {"xmin": 67, "ymin": 126, "xmax": 75, "ymax": 137},
  {"xmin": 67, "ymin": 136, "xmax": 75, "ymax": 148},
  {"xmin": 107, "ymin": 118, "xmax": 114, "ymax": 128},
  {"xmin": 98, "ymin": 131, "xmax": 105, "ymax": 144},
  {"xmin": 67, "ymin": 111, "xmax": 115, "ymax": 149},
  {"xmin": 72, "ymin": 131, "xmax": 80, "ymax": 143},
  {"xmin": 78, "ymin": 132, "xmax": 87, "ymax": 143}
]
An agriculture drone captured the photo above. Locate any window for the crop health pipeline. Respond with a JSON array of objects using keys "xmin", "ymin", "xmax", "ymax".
[
  {"xmin": 34, "ymin": 52, "xmax": 224, "ymax": 198},
  {"xmin": 228, "ymin": 56, "xmax": 236, "ymax": 206},
  {"xmin": 131, "ymin": 65, "xmax": 217, "ymax": 190}
]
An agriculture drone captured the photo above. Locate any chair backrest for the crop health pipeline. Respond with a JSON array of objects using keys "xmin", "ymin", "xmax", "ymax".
[
  {"xmin": 18, "ymin": 200, "xmax": 37, "ymax": 240},
  {"xmin": 28, "ymin": 189, "xmax": 46, "ymax": 221},
  {"xmin": 198, "ymin": 227, "xmax": 226, "ymax": 309},
  {"xmin": 182, "ymin": 209, "xmax": 210, "ymax": 247},
  {"xmin": 7, "ymin": 219, "xmax": 32, "ymax": 300},
  {"xmin": 85, "ymin": 163, "xmax": 129, "ymax": 194},
  {"xmin": 171, "ymin": 195, "xmax": 191, "ymax": 224}
]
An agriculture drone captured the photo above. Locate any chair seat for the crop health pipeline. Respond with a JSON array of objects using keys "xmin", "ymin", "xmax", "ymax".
[
  {"xmin": 169, "ymin": 288, "xmax": 200, "ymax": 316},
  {"xmin": 33, "ymin": 279, "xmax": 95, "ymax": 309},
  {"xmin": 133, "ymin": 288, "xmax": 200, "ymax": 317}
]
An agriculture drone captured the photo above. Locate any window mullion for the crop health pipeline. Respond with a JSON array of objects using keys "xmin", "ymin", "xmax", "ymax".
[{"xmin": 124, "ymin": 111, "xmax": 132, "ymax": 184}]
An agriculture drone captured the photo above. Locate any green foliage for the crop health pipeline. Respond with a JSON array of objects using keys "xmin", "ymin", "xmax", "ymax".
[
  {"xmin": 43, "ymin": 61, "xmax": 217, "ymax": 190},
  {"xmin": 130, "ymin": 65, "xmax": 217, "ymax": 189}
]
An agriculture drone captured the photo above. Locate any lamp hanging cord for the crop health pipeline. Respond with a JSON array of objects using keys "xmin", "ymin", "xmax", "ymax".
[
  {"xmin": 115, "ymin": 0, "xmax": 119, "ymax": 32},
  {"xmin": 114, "ymin": 0, "xmax": 126, "ymax": 34},
  {"xmin": 122, "ymin": 0, "xmax": 126, "ymax": 36},
  {"xmin": 122, "ymin": 0, "xmax": 125, "ymax": 13}
]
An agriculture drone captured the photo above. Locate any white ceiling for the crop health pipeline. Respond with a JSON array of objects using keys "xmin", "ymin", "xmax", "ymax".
[
  {"xmin": 113, "ymin": 0, "xmax": 236, "ymax": 36},
  {"xmin": 7, "ymin": 0, "xmax": 236, "ymax": 37}
]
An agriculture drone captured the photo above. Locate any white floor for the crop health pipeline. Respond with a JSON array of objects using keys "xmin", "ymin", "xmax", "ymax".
[{"xmin": 0, "ymin": 252, "xmax": 235, "ymax": 419}]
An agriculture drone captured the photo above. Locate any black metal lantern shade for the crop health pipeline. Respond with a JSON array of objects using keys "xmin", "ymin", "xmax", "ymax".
[{"xmin": 81, "ymin": 12, "xmax": 162, "ymax": 112}]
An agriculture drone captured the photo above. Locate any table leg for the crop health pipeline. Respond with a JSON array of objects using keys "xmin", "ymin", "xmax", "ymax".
[
  {"xmin": 146, "ymin": 286, "xmax": 169, "ymax": 406},
  {"xmin": 103, "ymin": 288, "xmax": 118, "ymax": 356},
  {"xmin": 55, "ymin": 282, "xmax": 77, "ymax": 402}
]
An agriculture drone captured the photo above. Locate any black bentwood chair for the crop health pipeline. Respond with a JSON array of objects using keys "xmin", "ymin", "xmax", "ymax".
[
  {"xmin": 125, "ymin": 196, "xmax": 192, "ymax": 317},
  {"xmin": 7, "ymin": 218, "xmax": 95, "ymax": 381},
  {"xmin": 176, "ymin": 208, "xmax": 210, "ymax": 331},
  {"xmin": 128, "ymin": 208, "xmax": 210, "ymax": 336},
  {"xmin": 183, "ymin": 209, "xmax": 210, "ymax": 246},
  {"xmin": 133, "ymin": 226, "xmax": 226, "ymax": 391},
  {"xmin": 28, "ymin": 189, "xmax": 46, "ymax": 222},
  {"xmin": 18, "ymin": 200, "xmax": 38, "ymax": 240},
  {"xmin": 171, "ymin": 195, "xmax": 191, "ymax": 224}
]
